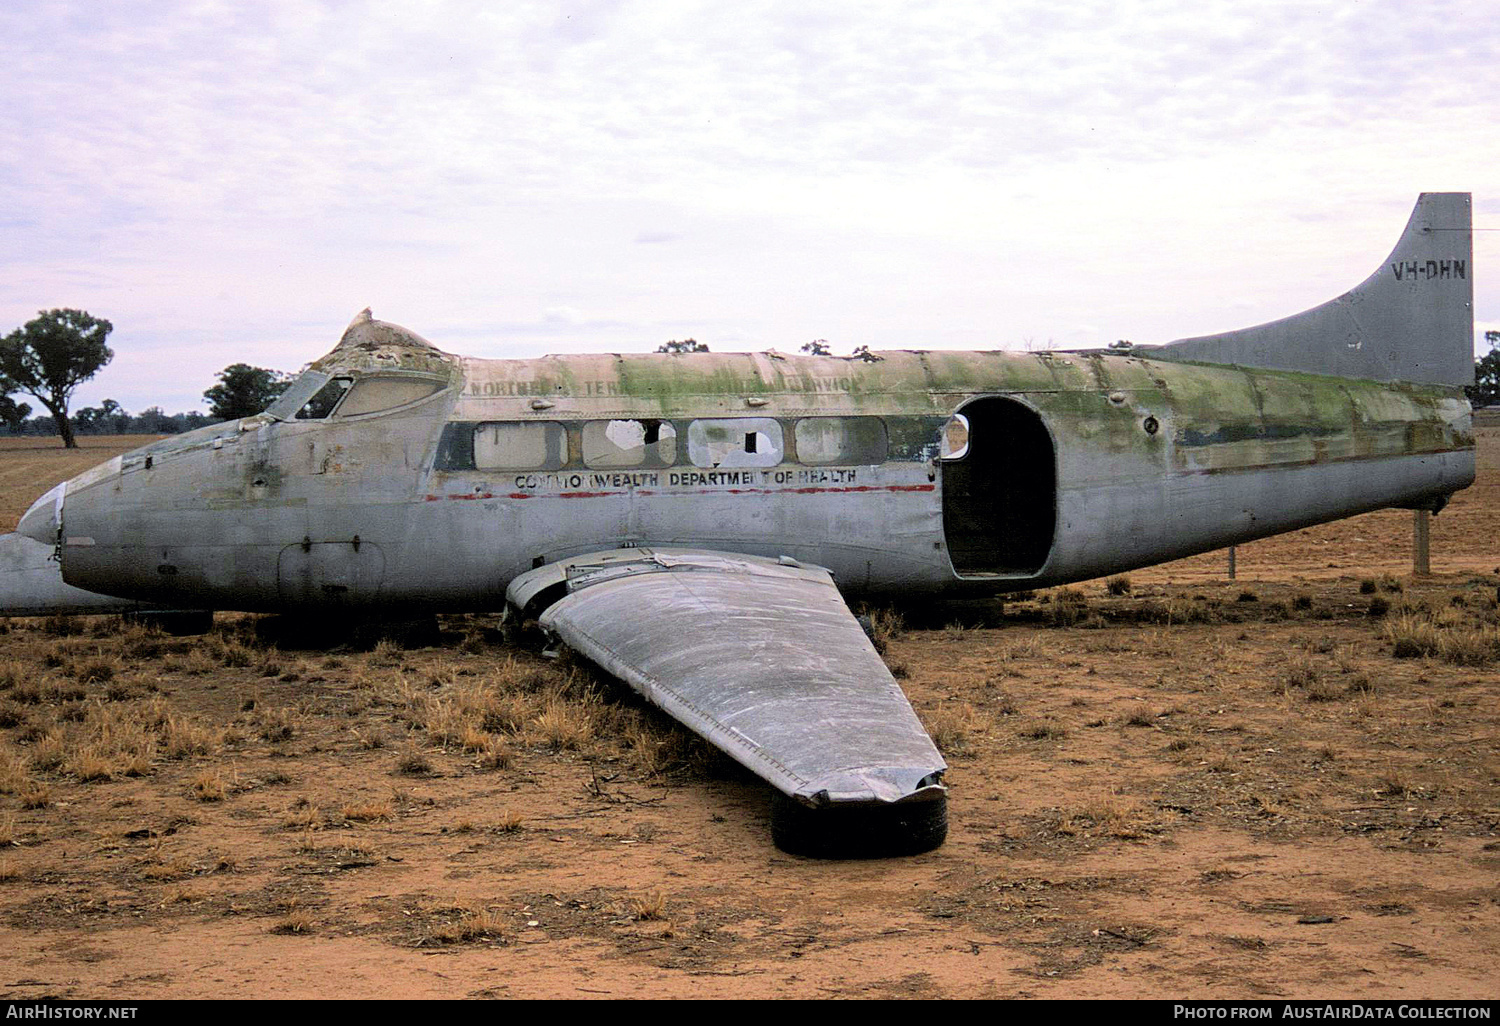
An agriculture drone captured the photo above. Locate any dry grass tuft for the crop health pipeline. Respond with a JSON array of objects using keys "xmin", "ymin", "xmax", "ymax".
[
  {"xmin": 474, "ymin": 737, "xmax": 512, "ymax": 771},
  {"xmin": 1058, "ymin": 798, "xmax": 1152, "ymax": 839},
  {"xmin": 271, "ymin": 909, "xmax": 314, "ymax": 935},
  {"xmin": 141, "ymin": 857, "xmax": 194, "ymax": 882},
  {"xmin": 861, "ymin": 606, "xmax": 905, "ymax": 654},
  {"xmin": 1383, "ymin": 611, "xmax": 1499, "ymax": 666},
  {"xmin": 629, "ymin": 891, "xmax": 667, "ymax": 921},
  {"xmin": 397, "ymin": 750, "xmax": 433, "ymax": 776},
  {"xmin": 255, "ymin": 706, "xmax": 295, "ymax": 743},
  {"xmin": 924, "ymin": 703, "xmax": 985, "ymax": 756},
  {"xmin": 340, "ymin": 800, "xmax": 393, "ymax": 823},
  {"xmin": 1377, "ymin": 767, "xmax": 1412, "ymax": 797},
  {"xmin": 1019, "ymin": 720, "xmax": 1066, "ymax": 741},
  {"xmin": 429, "ymin": 904, "xmax": 507, "ymax": 944},
  {"xmin": 191, "ymin": 771, "xmax": 226, "ymax": 801},
  {"xmin": 533, "ymin": 694, "xmax": 598, "ymax": 750},
  {"xmin": 69, "ymin": 655, "xmax": 120, "ymax": 685},
  {"xmin": 160, "ymin": 713, "xmax": 223, "ymax": 760},
  {"xmin": 1049, "ymin": 588, "xmax": 1090, "ymax": 626}
]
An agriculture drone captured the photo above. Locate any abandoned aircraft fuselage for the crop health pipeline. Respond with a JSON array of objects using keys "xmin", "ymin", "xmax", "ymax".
[
  {"xmin": 27, "ymin": 322, "xmax": 1472, "ymax": 614},
  {"xmin": 2, "ymin": 192, "xmax": 1477, "ymax": 857}
]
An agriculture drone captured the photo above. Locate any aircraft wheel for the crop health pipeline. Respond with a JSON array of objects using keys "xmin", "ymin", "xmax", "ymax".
[{"xmin": 770, "ymin": 791, "xmax": 947, "ymax": 858}]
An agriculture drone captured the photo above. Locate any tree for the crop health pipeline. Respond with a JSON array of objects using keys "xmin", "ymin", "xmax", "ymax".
[
  {"xmin": 0, "ymin": 309, "xmax": 113, "ymax": 448},
  {"xmin": 73, "ymin": 398, "xmax": 127, "ymax": 435},
  {"xmin": 0, "ymin": 394, "xmax": 29, "ymax": 432},
  {"xmin": 1469, "ymin": 330, "xmax": 1500, "ymax": 407},
  {"xmin": 801, "ymin": 339, "xmax": 831, "ymax": 356},
  {"xmin": 0, "ymin": 372, "xmax": 29, "ymax": 432},
  {"xmin": 656, "ymin": 338, "xmax": 709, "ymax": 354},
  {"xmin": 203, "ymin": 364, "xmax": 292, "ymax": 421}
]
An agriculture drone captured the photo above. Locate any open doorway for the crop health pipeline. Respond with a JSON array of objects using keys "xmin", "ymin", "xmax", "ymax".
[{"xmin": 941, "ymin": 396, "xmax": 1056, "ymax": 576}]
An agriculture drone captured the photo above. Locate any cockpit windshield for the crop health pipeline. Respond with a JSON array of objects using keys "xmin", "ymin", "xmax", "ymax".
[
  {"xmin": 264, "ymin": 373, "xmax": 448, "ymax": 422},
  {"xmin": 294, "ymin": 378, "xmax": 353, "ymax": 419},
  {"xmin": 337, "ymin": 376, "xmax": 445, "ymax": 416}
]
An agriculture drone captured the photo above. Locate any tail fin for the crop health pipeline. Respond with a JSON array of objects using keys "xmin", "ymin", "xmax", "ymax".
[{"xmin": 1152, "ymin": 193, "xmax": 1473, "ymax": 386}]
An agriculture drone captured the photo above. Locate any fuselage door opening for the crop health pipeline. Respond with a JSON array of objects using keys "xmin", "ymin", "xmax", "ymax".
[{"xmin": 940, "ymin": 396, "xmax": 1057, "ymax": 577}]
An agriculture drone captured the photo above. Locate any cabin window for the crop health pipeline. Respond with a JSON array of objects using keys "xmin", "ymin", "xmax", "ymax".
[
  {"xmin": 794, "ymin": 417, "xmax": 887, "ymax": 465},
  {"xmin": 939, "ymin": 414, "xmax": 970, "ymax": 460},
  {"xmin": 473, "ymin": 422, "xmax": 567, "ymax": 470},
  {"xmin": 582, "ymin": 419, "xmax": 677, "ymax": 469},
  {"xmin": 294, "ymin": 378, "xmax": 353, "ymax": 420},
  {"xmin": 687, "ymin": 418, "xmax": 783, "ymax": 468},
  {"xmin": 336, "ymin": 376, "xmax": 446, "ymax": 417}
]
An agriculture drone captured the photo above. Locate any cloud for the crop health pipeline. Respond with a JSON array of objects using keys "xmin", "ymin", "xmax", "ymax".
[{"xmin": 1, "ymin": 0, "xmax": 1497, "ymax": 412}]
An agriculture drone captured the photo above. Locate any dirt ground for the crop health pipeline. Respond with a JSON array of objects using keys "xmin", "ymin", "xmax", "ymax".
[{"xmin": 0, "ymin": 423, "xmax": 1495, "ymax": 1000}]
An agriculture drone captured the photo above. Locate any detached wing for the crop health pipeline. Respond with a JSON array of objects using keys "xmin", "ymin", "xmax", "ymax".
[{"xmin": 507, "ymin": 548, "xmax": 946, "ymax": 815}]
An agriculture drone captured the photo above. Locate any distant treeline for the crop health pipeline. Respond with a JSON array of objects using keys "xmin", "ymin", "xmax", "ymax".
[{"xmin": 0, "ymin": 407, "xmax": 217, "ymax": 437}]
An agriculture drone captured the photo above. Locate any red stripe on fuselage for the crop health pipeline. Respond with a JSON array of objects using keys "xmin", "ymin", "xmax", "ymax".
[{"xmin": 423, "ymin": 483, "xmax": 937, "ymax": 502}]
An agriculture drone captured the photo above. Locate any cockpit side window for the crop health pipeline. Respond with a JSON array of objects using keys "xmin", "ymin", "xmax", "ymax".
[
  {"xmin": 336, "ymin": 376, "xmax": 446, "ymax": 417},
  {"xmin": 294, "ymin": 378, "xmax": 353, "ymax": 420}
]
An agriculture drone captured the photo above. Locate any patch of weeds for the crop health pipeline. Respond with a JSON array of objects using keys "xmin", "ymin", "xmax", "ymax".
[
  {"xmin": 397, "ymin": 750, "xmax": 433, "ymax": 776},
  {"xmin": 271, "ymin": 907, "xmax": 314, "ymax": 935},
  {"xmin": 475, "ymin": 738, "xmax": 512, "ymax": 771},
  {"xmin": 192, "ymin": 772, "xmax": 226, "ymax": 802},
  {"xmin": 1105, "ymin": 576, "xmax": 1132, "ymax": 596},
  {"xmin": 70, "ymin": 656, "xmax": 119, "ymax": 685},
  {"xmin": 1019, "ymin": 721, "xmax": 1066, "ymax": 741},
  {"xmin": 1049, "ymin": 588, "xmax": 1090, "ymax": 627},
  {"xmin": 533, "ymin": 695, "xmax": 598, "ymax": 751},
  {"xmin": 1377, "ymin": 767, "xmax": 1412, "ymax": 797},
  {"xmin": 42, "ymin": 615, "xmax": 83, "ymax": 637},
  {"xmin": 923, "ymin": 704, "xmax": 984, "ymax": 757},
  {"xmin": 425, "ymin": 904, "xmax": 507, "ymax": 945},
  {"xmin": 340, "ymin": 800, "xmax": 393, "ymax": 823},
  {"xmin": 1283, "ymin": 658, "xmax": 1321, "ymax": 691},
  {"xmin": 629, "ymin": 892, "xmax": 667, "ymax": 922},
  {"xmin": 256, "ymin": 707, "xmax": 295, "ymax": 743},
  {"xmin": 1304, "ymin": 679, "xmax": 1345, "ymax": 702}
]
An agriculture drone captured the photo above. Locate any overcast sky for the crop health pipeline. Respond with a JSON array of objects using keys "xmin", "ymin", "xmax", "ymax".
[{"xmin": 3, "ymin": 0, "xmax": 1498, "ymax": 415}]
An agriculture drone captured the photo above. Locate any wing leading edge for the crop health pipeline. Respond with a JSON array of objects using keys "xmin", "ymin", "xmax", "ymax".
[{"xmin": 506, "ymin": 548, "xmax": 947, "ymax": 854}]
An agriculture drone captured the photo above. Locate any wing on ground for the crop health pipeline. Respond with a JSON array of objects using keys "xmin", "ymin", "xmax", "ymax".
[{"xmin": 506, "ymin": 548, "xmax": 947, "ymax": 855}]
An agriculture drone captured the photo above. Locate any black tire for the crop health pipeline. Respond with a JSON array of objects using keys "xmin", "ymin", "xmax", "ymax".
[{"xmin": 770, "ymin": 791, "xmax": 948, "ymax": 859}]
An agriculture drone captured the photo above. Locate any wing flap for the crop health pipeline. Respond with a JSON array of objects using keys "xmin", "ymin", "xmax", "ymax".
[{"xmin": 507, "ymin": 548, "xmax": 945, "ymax": 806}]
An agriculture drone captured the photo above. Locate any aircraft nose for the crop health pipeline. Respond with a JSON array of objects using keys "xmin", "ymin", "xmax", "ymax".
[{"xmin": 17, "ymin": 482, "xmax": 64, "ymax": 545}]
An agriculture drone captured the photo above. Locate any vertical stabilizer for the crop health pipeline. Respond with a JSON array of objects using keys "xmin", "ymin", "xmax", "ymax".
[{"xmin": 1151, "ymin": 193, "xmax": 1473, "ymax": 386}]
